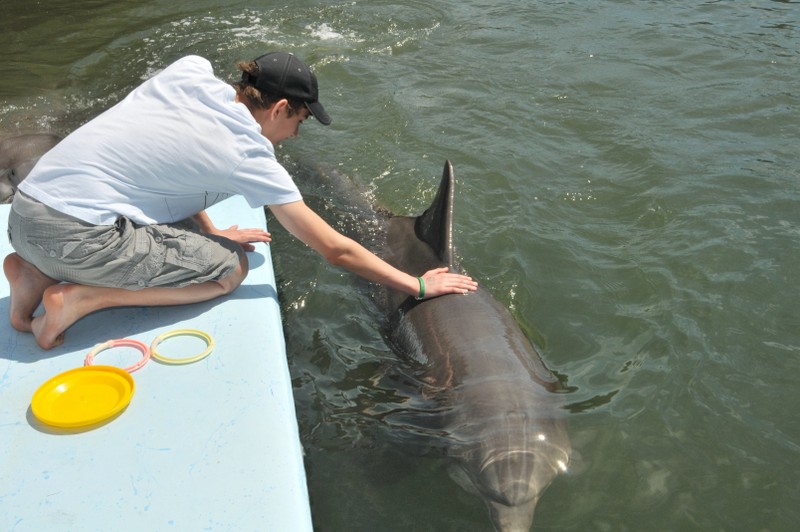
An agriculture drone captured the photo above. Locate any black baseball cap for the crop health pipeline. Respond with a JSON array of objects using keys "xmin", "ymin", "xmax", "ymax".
[{"xmin": 249, "ymin": 52, "xmax": 331, "ymax": 125}]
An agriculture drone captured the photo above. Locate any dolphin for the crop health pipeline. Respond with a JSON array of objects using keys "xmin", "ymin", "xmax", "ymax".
[
  {"xmin": 378, "ymin": 161, "xmax": 570, "ymax": 531},
  {"xmin": 0, "ymin": 132, "xmax": 62, "ymax": 203}
]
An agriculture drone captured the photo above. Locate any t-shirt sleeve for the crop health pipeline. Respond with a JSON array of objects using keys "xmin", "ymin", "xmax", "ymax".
[{"xmin": 230, "ymin": 148, "xmax": 303, "ymax": 207}]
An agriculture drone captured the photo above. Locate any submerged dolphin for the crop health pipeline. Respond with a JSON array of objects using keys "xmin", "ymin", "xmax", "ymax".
[
  {"xmin": 379, "ymin": 161, "xmax": 570, "ymax": 531},
  {"xmin": 0, "ymin": 132, "xmax": 62, "ymax": 203}
]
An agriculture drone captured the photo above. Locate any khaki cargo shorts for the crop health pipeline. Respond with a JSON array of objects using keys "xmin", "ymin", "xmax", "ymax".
[{"xmin": 7, "ymin": 192, "xmax": 243, "ymax": 290}]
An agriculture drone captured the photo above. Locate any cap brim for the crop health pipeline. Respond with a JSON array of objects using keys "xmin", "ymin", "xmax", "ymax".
[{"xmin": 306, "ymin": 101, "xmax": 331, "ymax": 126}]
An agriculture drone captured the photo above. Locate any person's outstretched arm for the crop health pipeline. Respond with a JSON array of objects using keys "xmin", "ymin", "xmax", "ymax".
[{"xmin": 269, "ymin": 200, "xmax": 477, "ymax": 299}]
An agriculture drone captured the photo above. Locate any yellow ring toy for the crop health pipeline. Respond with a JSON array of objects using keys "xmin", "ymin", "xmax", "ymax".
[{"xmin": 150, "ymin": 329, "xmax": 215, "ymax": 365}]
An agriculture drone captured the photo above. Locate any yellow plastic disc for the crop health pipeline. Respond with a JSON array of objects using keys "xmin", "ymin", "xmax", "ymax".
[
  {"xmin": 31, "ymin": 366, "xmax": 135, "ymax": 428},
  {"xmin": 150, "ymin": 329, "xmax": 214, "ymax": 365}
]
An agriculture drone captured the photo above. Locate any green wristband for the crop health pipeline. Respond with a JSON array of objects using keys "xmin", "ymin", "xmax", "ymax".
[{"xmin": 415, "ymin": 277, "xmax": 426, "ymax": 300}]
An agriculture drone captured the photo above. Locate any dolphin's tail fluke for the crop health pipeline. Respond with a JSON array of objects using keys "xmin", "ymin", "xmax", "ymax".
[{"xmin": 415, "ymin": 160, "xmax": 455, "ymax": 267}]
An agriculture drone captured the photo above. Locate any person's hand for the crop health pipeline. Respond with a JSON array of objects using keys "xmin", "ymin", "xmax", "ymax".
[
  {"xmin": 418, "ymin": 267, "xmax": 478, "ymax": 299},
  {"xmin": 215, "ymin": 225, "xmax": 271, "ymax": 252}
]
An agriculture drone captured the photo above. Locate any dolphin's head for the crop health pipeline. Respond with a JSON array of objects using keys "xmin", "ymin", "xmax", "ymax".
[
  {"xmin": 1, "ymin": 160, "xmax": 38, "ymax": 203},
  {"xmin": 471, "ymin": 439, "xmax": 570, "ymax": 531},
  {"xmin": 0, "ymin": 175, "xmax": 14, "ymax": 203},
  {"xmin": 485, "ymin": 498, "xmax": 537, "ymax": 532},
  {"xmin": 477, "ymin": 450, "xmax": 541, "ymax": 532},
  {"xmin": 0, "ymin": 132, "xmax": 62, "ymax": 202}
]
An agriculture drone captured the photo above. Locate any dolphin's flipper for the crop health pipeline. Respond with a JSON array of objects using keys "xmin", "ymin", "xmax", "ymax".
[{"xmin": 415, "ymin": 160, "xmax": 455, "ymax": 267}]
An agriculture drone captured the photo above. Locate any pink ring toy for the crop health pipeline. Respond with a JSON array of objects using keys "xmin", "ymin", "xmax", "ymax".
[{"xmin": 84, "ymin": 338, "xmax": 151, "ymax": 373}]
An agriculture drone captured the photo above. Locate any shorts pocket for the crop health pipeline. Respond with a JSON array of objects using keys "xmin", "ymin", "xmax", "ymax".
[
  {"xmin": 116, "ymin": 223, "xmax": 156, "ymax": 289},
  {"xmin": 161, "ymin": 230, "xmax": 206, "ymax": 274}
]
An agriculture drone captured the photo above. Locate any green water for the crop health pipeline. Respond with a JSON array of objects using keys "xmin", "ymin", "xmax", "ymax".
[{"xmin": 2, "ymin": 1, "xmax": 798, "ymax": 530}]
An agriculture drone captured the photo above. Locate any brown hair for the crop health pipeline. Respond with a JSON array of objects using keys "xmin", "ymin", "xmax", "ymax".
[{"xmin": 232, "ymin": 60, "xmax": 304, "ymax": 116}]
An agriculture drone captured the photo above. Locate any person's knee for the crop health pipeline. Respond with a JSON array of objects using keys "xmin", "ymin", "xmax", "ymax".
[{"xmin": 217, "ymin": 251, "xmax": 248, "ymax": 294}]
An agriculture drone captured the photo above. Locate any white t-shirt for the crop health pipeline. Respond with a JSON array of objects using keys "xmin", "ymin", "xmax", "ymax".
[{"xmin": 20, "ymin": 55, "xmax": 302, "ymax": 226}]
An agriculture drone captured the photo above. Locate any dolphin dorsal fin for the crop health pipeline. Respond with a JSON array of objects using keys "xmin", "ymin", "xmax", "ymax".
[{"xmin": 415, "ymin": 160, "xmax": 455, "ymax": 267}]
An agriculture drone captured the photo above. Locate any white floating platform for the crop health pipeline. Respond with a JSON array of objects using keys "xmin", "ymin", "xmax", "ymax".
[{"xmin": 0, "ymin": 197, "xmax": 312, "ymax": 531}]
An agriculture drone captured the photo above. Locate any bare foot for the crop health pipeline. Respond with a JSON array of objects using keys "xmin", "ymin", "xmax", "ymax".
[
  {"xmin": 29, "ymin": 283, "xmax": 102, "ymax": 350},
  {"xmin": 3, "ymin": 253, "xmax": 58, "ymax": 333}
]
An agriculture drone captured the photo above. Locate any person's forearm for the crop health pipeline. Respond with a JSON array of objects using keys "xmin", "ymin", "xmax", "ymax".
[
  {"xmin": 270, "ymin": 200, "xmax": 419, "ymax": 296},
  {"xmin": 325, "ymin": 238, "xmax": 420, "ymax": 296}
]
